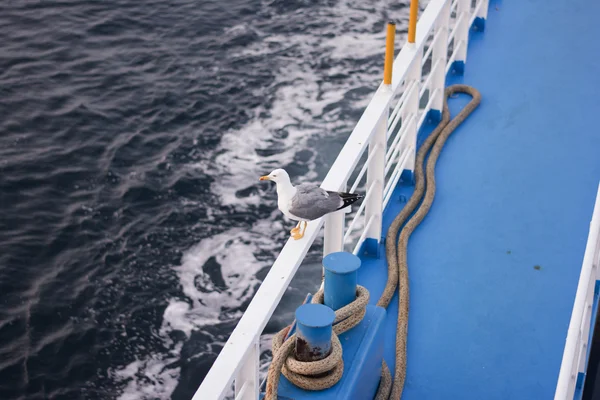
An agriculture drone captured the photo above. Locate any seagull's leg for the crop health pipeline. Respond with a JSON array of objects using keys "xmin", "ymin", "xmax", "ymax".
[
  {"xmin": 292, "ymin": 221, "xmax": 307, "ymax": 240},
  {"xmin": 290, "ymin": 221, "xmax": 301, "ymax": 234},
  {"xmin": 301, "ymin": 221, "xmax": 307, "ymax": 237}
]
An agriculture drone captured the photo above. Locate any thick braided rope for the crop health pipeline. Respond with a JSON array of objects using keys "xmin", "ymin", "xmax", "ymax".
[
  {"xmin": 374, "ymin": 84, "xmax": 481, "ymax": 400},
  {"xmin": 264, "ymin": 286, "xmax": 369, "ymax": 399},
  {"xmin": 311, "ymin": 286, "xmax": 369, "ymax": 334}
]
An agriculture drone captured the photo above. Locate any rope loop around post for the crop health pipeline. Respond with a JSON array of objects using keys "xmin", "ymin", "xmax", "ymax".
[
  {"xmin": 269, "ymin": 329, "xmax": 344, "ymax": 391},
  {"xmin": 311, "ymin": 285, "xmax": 369, "ymax": 334},
  {"xmin": 264, "ymin": 285, "xmax": 370, "ymax": 399}
]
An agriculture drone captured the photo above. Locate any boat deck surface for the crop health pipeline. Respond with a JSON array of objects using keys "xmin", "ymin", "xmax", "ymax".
[{"xmin": 357, "ymin": 0, "xmax": 600, "ymax": 398}]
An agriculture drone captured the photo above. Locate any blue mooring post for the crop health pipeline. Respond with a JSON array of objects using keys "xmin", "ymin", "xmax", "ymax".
[
  {"xmin": 295, "ymin": 303, "xmax": 336, "ymax": 361},
  {"xmin": 323, "ymin": 251, "xmax": 361, "ymax": 310}
]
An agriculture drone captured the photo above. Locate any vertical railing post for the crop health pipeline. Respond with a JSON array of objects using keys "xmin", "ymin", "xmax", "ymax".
[
  {"xmin": 455, "ymin": 0, "xmax": 471, "ymax": 68},
  {"xmin": 472, "ymin": 0, "xmax": 489, "ymax": 32},
  {"xmin": 402, "ymin": 0, "xmax": 421, "ymax": 178},
  {"xmin": 323, "ymin": 198, "xmax": 346, "ymax": 258},
  {"xmin": 431, "ymin": 0, "xmax": 450, "ymax": 112},
  {"xmin": 364, "ymin": 111, "xmax": 386, "ymax": 245},
  {"xmin": 323, "ymin": 180, "xmax": 346, "ymax": 289},
  {"xmin": 363, "ymin": 21, "xmax": 395, "ymax": 251},
  {"xmin": 322, "ymin": 200, "xmax": 345, "ymax": 290},
  {"xmin": 234, "ymin": 337, "xmax": 259, "ymax": 400},
  {"xmin": 404, "ymin": 50, "xmax": 422, "ymax": 174},
  {"xmin": 478, "ymin": 0, "xmax": 489, "ymax": 21}
]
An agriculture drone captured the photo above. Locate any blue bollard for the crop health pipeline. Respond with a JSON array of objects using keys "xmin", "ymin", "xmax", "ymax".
[
  {"xmin": 294, "ymin": 303, "xmax": 336, "ymax": 361},
  {"xmin": 322, "ymin": 251, "xmax": 361, "ymax": 311}
]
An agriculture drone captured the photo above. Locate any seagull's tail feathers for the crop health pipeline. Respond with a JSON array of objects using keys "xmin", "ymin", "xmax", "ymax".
[{"xmin": 336, "ymin": 192, "xmax": 364, "ymax": 210}]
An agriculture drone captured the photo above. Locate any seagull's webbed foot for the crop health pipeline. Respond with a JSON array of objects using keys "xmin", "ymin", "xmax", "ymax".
[
  {"xmin": 290, "ymin": 221, "xmax": 301, "ymax": 235},
  {"xmin": 291, "ymin": 221, "xmax": 307, "ymax": 240}
]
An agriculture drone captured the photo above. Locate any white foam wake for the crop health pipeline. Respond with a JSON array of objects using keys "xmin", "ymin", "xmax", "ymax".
[
  {"xmin": 112, "ymin": 227, "xmax": 280, "ymax": 400},
  {"xmin": 112, "ymin": 0, "xmax": 414, "ymax": 398}
]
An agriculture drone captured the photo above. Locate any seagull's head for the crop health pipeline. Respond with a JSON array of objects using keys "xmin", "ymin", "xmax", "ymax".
[{"xmin": 259, "ymin": 168, "xmax": 290, "ymax": 185}]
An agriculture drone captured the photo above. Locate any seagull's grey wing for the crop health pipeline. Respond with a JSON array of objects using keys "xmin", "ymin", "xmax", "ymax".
[{"xmin": 289, "ymin": 184, "xmax": 343, "ymax": 221}]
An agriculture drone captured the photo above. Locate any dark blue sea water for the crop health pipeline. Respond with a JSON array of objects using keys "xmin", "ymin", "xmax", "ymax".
[{"xmin": 0, "ymin": 0, "xmax": 415, "ymax": 399}]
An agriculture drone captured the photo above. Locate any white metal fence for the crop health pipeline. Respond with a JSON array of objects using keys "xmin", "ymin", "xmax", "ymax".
[
  {"xmin": 194, "ymin": 0, "xmax": 489, "ymax": 399},
  {"xmin": 555, "ymin": 183, "xmax": 600, "ymax": 400}
]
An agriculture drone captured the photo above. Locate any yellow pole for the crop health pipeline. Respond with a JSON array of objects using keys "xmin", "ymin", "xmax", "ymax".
[
  {"xmin": 383, "ymin": 22, "xmax": 395, "ymax": 85},
  {"xmin": 408, "ymin": 0, "xmax": 419, "ymax": 44}
]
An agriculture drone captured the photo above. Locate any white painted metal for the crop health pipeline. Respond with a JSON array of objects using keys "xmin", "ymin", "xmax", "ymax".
[
  {"xmin": 477, "ymin": 0, "xmax": 489, "ymax": 21},
  {"xmin": 387, "ymin": 81, "xmax": 410, "ymax": 132},
  {"xmin": 193, "ymin": 1, "xmax": 489, "ymax": 398},
  {"xmin": 386, "ymin": 83, "xmax": 417, "ymax": 159},
  {"xmin": 469, "ymin": 0, "xmax": 486, "ymax": 28},
  {"xmin": 350, "ymin": 144, "xmax": 380, "ymax": 193},
  {"xmin": 324, "ymin": 210, "xmax": 345, "ymax": 256},
  {"xmin": 450, "ymin": 0, "xmax": 458, "ymax": 14},
  {"xmin": 403, "ymin": 47, "xmax": 421, "ymax": 174},
  {"xmin": 432, "ymin": 0, "xmax": 451, "ymax": 111},
  {"xmin": 234, "ymin": 338, "xmax": 259, "ymax": 400},
  {"xmin": 343, "ymin": 181, "xmax": 379, "ymax": 245},
  {"xmin": 235, "ymin": 382, "xmax": 248, "ymax": 400},
  {"xmin": 445, "ymin": 41, "xmax": 465, "ymax": 75},
  {"xmin": 555, "ymin": 183, "xmax": 600, "ymax": 400},
  {"xmin": 417, "ymin": 85, "xmax": 441, "ymax": 128},
  {"xmin": 419, "ymin": 60, "xmax": 439, "ymax": 99},
  {"xmin": 421, "ymin": 29, "xmax": 441, "ymax": 69},
  {"xmin": 353, "ymin": 215, "xmax": 376, "ymax": 255},
  {"xmin": 455, "ymin": 0, "xmax": 470, "ymax": 63},
  {"xmin": 447, "ymin": 13, "xmax": 465, "ymax": 47},
  {"xmin": 383, "ymin": 147, "xmax": 412, "ymax": 209},
  {"xmin": 578, "ymin": 291, "xmax": 593, "ymax": 374},
  {"xmin": 364, "ymin": 111, "xmax": 387, "ymax": 243},
  {"xmin": 385, "ymin": 115, "xmax": 415, "ymax": 175}
]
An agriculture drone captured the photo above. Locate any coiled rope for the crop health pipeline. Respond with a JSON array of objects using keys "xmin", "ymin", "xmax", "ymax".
[
  {"xmin": 265, "ymin": 286, "xmax": 370, "ymax": 399},
  {"xmin": 265, "ymin": 84, "xmax": 480, "ymax": 399}
]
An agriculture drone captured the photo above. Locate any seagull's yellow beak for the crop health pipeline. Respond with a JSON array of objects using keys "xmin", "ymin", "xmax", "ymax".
[{"xmin": 259, "ymin": 175, "xmax": 270, "ymax": 181}]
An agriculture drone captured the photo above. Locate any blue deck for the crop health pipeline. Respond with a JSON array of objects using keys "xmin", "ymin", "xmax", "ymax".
[{"xmin": 357, "ymin": 0, "xmax": 600, "ymax": 398}]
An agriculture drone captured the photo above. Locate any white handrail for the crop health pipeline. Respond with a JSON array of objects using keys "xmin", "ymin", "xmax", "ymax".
[
  {"xmin": 193, "ymin": 0, "xmax": 489, "ymax": 398},
  {"xmin": 554, "ymin": 183, "xmax": 600, "ymax": 400}
]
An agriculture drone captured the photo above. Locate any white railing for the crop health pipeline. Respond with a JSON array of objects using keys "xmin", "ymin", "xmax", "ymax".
[
  {"xmin": 194, "ymin": 1, "xmax": 489, "ymax": 399},
  {"xmin": 555, "ymin": 183, "xmax": 600, "ymax": 400}
]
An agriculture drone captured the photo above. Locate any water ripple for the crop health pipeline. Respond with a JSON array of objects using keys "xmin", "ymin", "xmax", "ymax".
[{"xmin": 0, "ymin": 0, "xmax": 413, "ymax": 398}]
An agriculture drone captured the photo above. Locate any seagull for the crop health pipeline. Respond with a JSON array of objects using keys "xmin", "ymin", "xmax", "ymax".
[{"xmin": 259, "ymin": 168, "xmax": 364, "ymax": 240}]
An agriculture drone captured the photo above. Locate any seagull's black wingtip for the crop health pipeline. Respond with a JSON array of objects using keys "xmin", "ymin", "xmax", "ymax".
[{"xmin": 336, "ymin": 192, "xmax": 364, "ymax": 210}]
